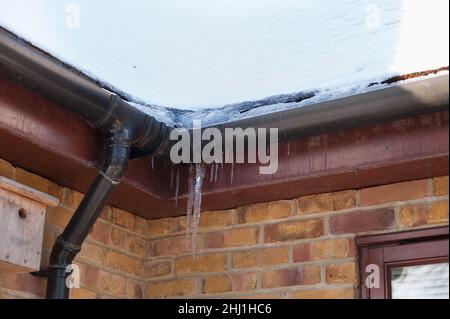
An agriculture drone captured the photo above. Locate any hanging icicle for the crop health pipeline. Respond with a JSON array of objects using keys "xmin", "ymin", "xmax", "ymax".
[
  {"xmin": 191, "ymin": 163, "xmax": 205, "ymax": 253},
  {"xmin": 174, "ymin": 167, "xmax": 180, "ymax": 207},
  {"xmin": 230, "ymin": 162, "xmax": 235, "ymax": 184},
  {"xmin": 185, "ymin": 164, "xmax": 195, "ymax": 248},
  {"xmin": 170, "ymin": 167, "xmax": 174, "ymax": 190}
]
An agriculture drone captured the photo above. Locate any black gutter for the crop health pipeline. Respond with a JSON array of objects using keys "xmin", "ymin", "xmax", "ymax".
[
  {"xmin": 0, "ymin": 27, "xmax": 170, "ymax": 298},
  {"xmin": 154, "ymin": 73, "xmax": 449, "ymax": 158},
  {"xmin": 216, "ymin": 74, "xmax": 449, "ymax": 141}
]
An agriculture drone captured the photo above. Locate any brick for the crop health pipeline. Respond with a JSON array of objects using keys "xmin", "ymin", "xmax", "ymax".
[
  {"xmin": 232, "ymin": 247, "xmax": 289, "ymax": 269},
  {"xmin": 172, "ymin": 211, "xmax": 228, "ymax": 231},
  {"xmin": 175, "ymin": 253, "xmax": 227, "ymax": 274},
  {"xmin": 330, "ymin": 209, "xmax": 395, "ymax": 234},
  {"xmin": 151, "ymin": 235, "xmax": 201, "ymax": 257},
  {"xmin": 297, "ymin": 193, "xmax": 333, "ymax": 214},
  {"xmin": 360, "ymin": 180, "xmax": 428, "ymax": 206},
  {"xmin": 292, "ymin": 288, "xmax": 355, "ymax": 299},
  {"xmin": 77, "ymin": 242, "xmax": 106, "ymax": 265},
  {"xmin": 14, "ymin": 168, "xmax": 59, "ymax": 196},
  {"xmin": 126, "ymin": 236, "xmax": 146, "ymax": 257},
  {"xmin": 17, "ymin": 274, "xmax": 46, "ymax": 297},
  {"xmin": 433, "ymin": 176, "xmax": 449, "ymax": 196},
  {"xmin": 70, "ymin": 288, "xmax": 97, "ymax": 299},
  {"xmin": 0, "ymin": 159, "xmax": 13, "ymax": 178},
  {"xmin": 205, "ymin": 227, "xmax": 259, "ymax": 249},
  {"xmin": 42, "ymin": 226, "xmax": 57, "ymax": 250},
  {"xmin": 229, "ymin": 272, "xmax": 257, "ymax": 291},
  {"xmin": 126, "ymin": 279, "xmax": 143, "ymax": 299},
  {"xmin": 0, "ymin": 273, "xmax": 45, "ymax": 297},
  {"xmin": 112, "ymin": 207, "xmax": 135, "ymax": 231},
  {"xmin": 60, "ymin": 188, "xmax": 84, "ymax": 209},
  {"xmin": 45, "ymin": 206, "xmax": 73, "ymax": 229},
  {"xmin": 430, "ymin": 201, "xmax": 449, "ymax": 224},
  {"xmin": 147, "ymin": 279, "xmax": 197, "ymax": 298},
  {"xmin": 199, "ymin": 210, "xmax": 234, "ymax": 229},
  {"xmin": 239, "ymin": 201, "xmax": 291, "ymax": 223},
  {"xmin": 82, "ymin": 265, "xmax": 99, "ymax": 287},
  {"xmin": 110, "ymin": 228, "xmax": 146, "ymax": 256},
  {"xmin": 134, "ymin": 216, "xmax": 147, "ymax": 236},
  {"xmin": 264, "ymin": 219, "xmax": 324, "ymax": 243},
  {"xmin": 292, "ymin": 243, "xmax": 311, "ymax": 262},
  {"xmin": 203, "ymin": 276, "xmax": 232, "ymax": 294},
  {"xmin": 0, "ymin": 290, "xmax": 20, "ymax": 299},
  {"xmin": 99, "ymin": 206, "xmax": 111, "ymax": 221},
  {"xmin": 143, "ymin": 260, "xmax": 172, "ymax": 278},
  {"xmin": 333, "ymin": 190, "xmax": 357, "ymax": 210},
  {"xmin": 400, "ymin": 205, "xmax": 429, "ymax": 227},
  {"xmin": 241, "ymin": 293, "xmax": 285, "ymax": 299},
  {"xmin": 105, "ymin": 250, "xmax": 142, "ymax": 276},
  {"xmin": 147, "ymin": 217, "xmax": 178, "ymax": 237},
  {"xmin": 89, "ymin": 222, "xmax": 110, "ymax": 245},
  {"xmin": 83, "ymin": 266, "xmax": 126, "ymax": 296},
  {"xmin": 311, "ymin": 239, "xmax": 354, "ymax": 260},
  {"xmin": 110, "ymin": 227, "xmax": 127, "ymax": 250},
  {"xmin": 262, "ymin": 266, "xmax": 320, "ymax": 288},
  {"xmin": 326, "ymin": 262, "xmax": 358, "ymax": 284},
  {"xmin": 294, "ymin": 239, "xmax": 354, "ymax": 262}
]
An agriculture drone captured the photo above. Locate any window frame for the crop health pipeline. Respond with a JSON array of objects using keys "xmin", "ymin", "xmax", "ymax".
[{"xmin": 357, "ymin": 226, "xmax": 449, "ymax": 299}]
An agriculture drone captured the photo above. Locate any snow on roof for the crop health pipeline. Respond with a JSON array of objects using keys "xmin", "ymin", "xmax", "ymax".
[{"xmin": 0, "ymin": 0, "xmax": 448, "ymax": 127}]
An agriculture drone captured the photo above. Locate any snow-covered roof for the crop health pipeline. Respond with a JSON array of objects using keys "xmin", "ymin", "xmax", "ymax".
[{"xmin": 0, "ymin": 0, "xmax": 448, "ymax": 127}]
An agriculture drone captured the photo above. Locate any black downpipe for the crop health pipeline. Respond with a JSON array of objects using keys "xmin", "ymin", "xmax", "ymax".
[{"xmin": 46, "ymin": 129, "xmax": 131, "ymax": 299}]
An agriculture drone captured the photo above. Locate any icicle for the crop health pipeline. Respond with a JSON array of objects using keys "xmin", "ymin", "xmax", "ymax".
[
  {"xmin": 151, "ymin": 156, "xmax": 154, "ymax": 170},
  {"xmin": 185, "ymin": 165, "xmax": 195, "ymax": 248},
  {"xmin": 210, "ymin": 162, "xmax": 214, "ymax": 184},
  {"xmin": 191, "ymin": 164, "xmax": 205, "ymax": 254},
  {"xmin": 214, "ymin": 162, "xmax": 219, "ymax": 183},
  {"xmin": 230, "ymin": 162, "xmax": 235, "ymax": 184},
  {"xmin": 174, "ymin": 168, "xmax": 180, "ymax": 207},
  {"xmin": 170, "ymin": 167, "xmax": 174, "ymax": 190}
]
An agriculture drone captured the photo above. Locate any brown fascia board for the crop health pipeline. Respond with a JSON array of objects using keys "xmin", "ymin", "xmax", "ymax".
[{"xmin": 0, "ymin": 75, "xmax": 449, "ymax": 219}]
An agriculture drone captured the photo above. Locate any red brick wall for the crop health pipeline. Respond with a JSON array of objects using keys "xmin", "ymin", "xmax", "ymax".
[
  {"xmin": 145, "ymin": 176, "xmax": 449, "ymax": 298},
  {"xmin": 0, "ymin": 157, "xmax": 448, "ymax": 299}
]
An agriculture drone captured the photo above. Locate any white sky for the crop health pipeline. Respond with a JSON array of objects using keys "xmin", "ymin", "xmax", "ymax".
[{"xmin": 0, "ymin": 0, "xmax": 448, "ymax": 111}]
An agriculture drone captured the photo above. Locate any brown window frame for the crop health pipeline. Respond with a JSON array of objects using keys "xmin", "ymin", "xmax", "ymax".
[{"xmin": 357, "ymin": 226, "xmax": 449, "ymax": 299}]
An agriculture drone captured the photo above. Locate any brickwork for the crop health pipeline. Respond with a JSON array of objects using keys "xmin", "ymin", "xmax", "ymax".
[{"xmin": 0, "ymin": 158, "xmax": 448, "ymax": 299}]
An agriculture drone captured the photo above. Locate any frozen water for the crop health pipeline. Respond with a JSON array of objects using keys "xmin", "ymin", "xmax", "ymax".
[
  {"xmin": 174, "ymin": 167, "xmax": 180, "ymax": 207},
  {"xmin": 184, "ymin": 163, "xmax": 205, "ymax": 254},
  {"xmin": 191, "ymin": 164, "xmax": 205, "ymax": 252}
]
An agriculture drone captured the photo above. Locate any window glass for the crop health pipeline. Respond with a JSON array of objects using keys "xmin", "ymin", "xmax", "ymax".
[{"xmin": 391, "ymin": 263, "xmax": 449, "ymax": 299}]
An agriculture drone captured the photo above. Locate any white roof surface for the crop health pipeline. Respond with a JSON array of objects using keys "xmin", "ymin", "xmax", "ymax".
[{"xmin": 0, "ymin": 0, "xmax": 448, "ymax": 125}]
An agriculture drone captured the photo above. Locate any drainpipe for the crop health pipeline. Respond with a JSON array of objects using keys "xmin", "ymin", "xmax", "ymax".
[{"xmin": 46, "ymin": 129, "xmax": 130, "ymax": 299}]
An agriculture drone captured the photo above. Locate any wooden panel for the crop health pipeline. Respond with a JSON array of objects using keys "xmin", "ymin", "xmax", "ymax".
[
  {"xmin": 0, "ymin": 176, "xmax": 58, "ymax": 206},
  {"xmin": 0, "ymin": 188, "xmax": 46, "ymax": 272},
  {"xmin": 383, "ymin": 239, "xmax": 449, "ymax": 263}
]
